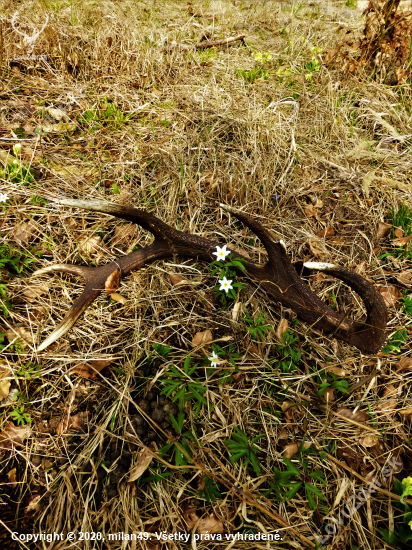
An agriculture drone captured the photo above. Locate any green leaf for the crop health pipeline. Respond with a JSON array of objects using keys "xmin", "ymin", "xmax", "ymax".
[
  {"xmin": 229, "ymin": 450, "xmax": 249, "ymax": 463},
  {"xmin": 225, "ymin": 443, "xmax": 247, "ymax": 451},
  {"xmin": 232, "ymin": 434, "xmax": 249, "ymax": 445},
  {"xmin": 153, "ymin": 343, "xmax": 171, "ymax": 357},
  {"xmin": 306, "ymin": 488, "xmax": 316, "ymax": 510},
  {"xmin": 399, "ymin": 524, "xmax": 412, "ymax": 543},
  {"xmin": 284, "ymin": 481, "xmax": 302, "ymax": 501},
  {"xmin": 184, "ymin": 355, "xmax": 192, "ymax": 372},
  {"xmin": 174, "ymin": 387, "xmax": 186, "ymax": 409},
  {"xmin": 278, "ymin": 476, "xmax": 295, "ymax": 487},
  {"xmin": 189, "ymin": 386, "xmax": 207, "ymax": 404},
  {"xmin": 308, "ymin": 470, "xmax": 326, "ymax": 483},
  {"xmin": 334, "ymin": 380, "xmax": 349, "ymax": 393},
  {"xmin": 231, "ymin": 260, "xmax": 247, "ymax": 271},
  {"xmin": 305, "ymin": 482, "xmax": 326, "ymax": 500},
  {"xmin": 169, "ymin": 411, "xmax": 185, "ymax": 433},
  {"xmin": 250, "ymin": 451, "xmax": 261, "ymax": 476},
  {"xmin": 282, "ymin": 458, "xmax": 300, "ymax": 476}
]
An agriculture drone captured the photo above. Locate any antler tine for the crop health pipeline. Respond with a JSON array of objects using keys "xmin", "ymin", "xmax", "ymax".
[
  {"xmin": 57, "ymin": 198, "xmax": 178, "ymax": 240},
  {"xmin": 304, "ymin": 262, "xmax": 387, "ymax": 353},
  {"xmin": 219, "ymin": 203, "xmax": 283, "ymax": 275},
  {"xmin": 36, "ymin": 282, "xmax": 103, "ymax": 352},
  {"xmin": 33, "ymin": 264, "xmax": 96, "ymax": 280}
]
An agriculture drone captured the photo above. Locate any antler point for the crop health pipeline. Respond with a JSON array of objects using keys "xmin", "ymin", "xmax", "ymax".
[{"xmin": 304, "ymin": 261, "xmax": 338, "ymax": 270}]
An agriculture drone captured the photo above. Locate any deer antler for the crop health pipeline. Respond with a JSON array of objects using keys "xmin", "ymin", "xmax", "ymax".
[{"xmin": 33, "ymin": 199, "xmax": 387, "ymax": 354}]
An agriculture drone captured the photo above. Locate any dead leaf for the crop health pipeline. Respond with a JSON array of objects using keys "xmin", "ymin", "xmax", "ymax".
[
  {"xmin": 56, "ymin": 411, "xmax": 90, "ymax": 435},
  {"xmin": 79, "ymin": 235, "xmax": 102, "ymax": 255},
  {"xmin": 377, "ymin": 383, "xmax": 399, "ymax": 412},
  {"xmin": 316, "ymin": 226, "xmax": 335, "ymax": 238},
  {"xmin": 379, "ymin": 286, "xmax": 402, "ymax": 307},
  {"xmin": 396, "ymin": 271, "xmax": 412, "ymax": 287},
  {"xmin": 282, "ymin": 441, "xmax": 312, "ymax": 459},
  {"xmin": 183, "ymin": 506, "xmax": 224, "ymax": 535},
  {"xmin": 71, "ymin": 359, "xmax": 113, "ymax": 380},
  {"xmin": 396, "ymin": 356, "xmax": 412, "ymax": 372},
  {"xmin": 327, "ymin": 365, "xmax": 349, "ymax": 377},
  {"xmin": 14, "ymin": 220, "xmax": 38, "ymax": 245},
  {"xmin": 399, "ymin": 407, "xmax": 412, "ymax": 415},
  {"xmin": 112, "ymin": 224, "xmax": 135, "ymax": 246},
  {"xmin": 337, "ymin": 439, "xmax": 359, "ymax": 471},
  {"xmin": 277, "ymin": 428, "xmax": 288, "ymax": 446},
  {"xmin": 110, "ymin": 293, "xmax": 128, "ymax": 305},
  {"xmin": 280, "ymin": 400, "xmax": 303, "ymax": 431},
  {"xmin": 198, "ymin": 514, "xmax": 224, "ymax": 536},
  {"xmin": 380, "ymin": 453, "xmax": 402, "ymax": 474},
  {"xmin": 382, "ymin": 384, "xmax": 399, "ymax": 398},
  {"xmin": 391, "ymin": 236, "xmax": 412, "ymax": 247},
  {"xmin": 192, "ymin": 329, "xmax": 213, "ymax": 347},
  {"xmin": 105, "ymin": 269, "xmax": 121, "ymax": 294},
  {"xmin": 7, "ymin": 468, "xmax": 17, "ymax": 488},
  {"xmin": 313, "ymin": 273, "xmax": 326, "ymax": 284},
  {"xmin": 127, "ymin": 448, "xmax": 153, "ymax": 484},
  {"xmin": 281, "ymin": 400, "xmax": 295, "ymax": 424},
  {"xmin": 308, "ymin": 238, "xmax": 328, "ymax": 261},
  {"xmin": 335, "ymin": 408, "xmax": 370, "ymax": 424},
  {"xmin": 23, "ymin": 283, "xmax": 49, "ymax": 302},
  {"xmin": 377, "ymin": 221, "xmax": 392, "ymax": 238},
  {"xmin": 304, "ymin": 203, "xmax": 316, "ymax": 217},
  {"xmin": 0, "ymin": 421, "xmax": 31, "ymax": 450},
  {"xmin": 0, "ymin": 362, "xmax": 12, "ymax": 400},
  {"xmin": 169, "ymin": 273, "xmax": 190, "ymax": 286},
  {"xmin": 25, "ymin": 494, "xmax": 43, "ymax": 519},
  {"xmin": 329, "ymin": 237, "xmax": 346, "ymax": 246},
  {"xmin": 394, "ymin": 227, "xmax": 404, "ymax": 238},
  {"xmin": 276, "ymin": 318, "xmax": 289, "ymax": 341},
  {"xmin": 359, "ymin": 434, "xmax": 379, "ymax": 448},
  {"xmin": 5, "ymin": 327, "xmax": 35, "ymax": 347},
  {"xmin": 184, "ymin": 507, "xmax": 201, "ymax": 530},
  {"xmin": 355, "ymin": 261, "xmax": 366, "ymax": 275}
]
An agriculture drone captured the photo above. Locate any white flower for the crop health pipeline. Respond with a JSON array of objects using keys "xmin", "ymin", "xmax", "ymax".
[
  {"xmin": 208, "ymin": 351, "xmax": 220, "ymax": 367},
  {"xmin": 0, "ymin": 193, "xmax": 9, "ymax": 203},
  {"xmin": 212, "ymin": 245, "xmax": 231, "ymax": 262},
  {"xmin": 219, "ymin": 276, "xmax": 233, "ymax": 293},
  {"xmin": 13, "ymin": 143, "xmax": 22, "ymax": 156}
]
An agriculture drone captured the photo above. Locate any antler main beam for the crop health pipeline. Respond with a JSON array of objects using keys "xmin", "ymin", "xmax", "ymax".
[{"xmin": 33, "ymin": 199, "xmax": 387, "ymax": 354}]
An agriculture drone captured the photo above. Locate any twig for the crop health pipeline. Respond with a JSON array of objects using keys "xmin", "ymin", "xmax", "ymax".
[
  {"xmin": 163, "ymin": 34, "xmax": 246, "ymax": 52},
  {"xmin": 195, "ymin": 33, "xmax": 246, "ymax": 50}
]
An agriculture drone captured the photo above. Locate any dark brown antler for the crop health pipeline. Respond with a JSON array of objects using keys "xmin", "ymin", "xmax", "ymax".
[{"xmin": 34, "ymin": 199, "xmax": 387, "ymax": 354}]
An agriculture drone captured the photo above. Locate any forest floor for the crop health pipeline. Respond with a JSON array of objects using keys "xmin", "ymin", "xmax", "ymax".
[{"xmin": 1, "ymin": 1, "xmax": 412, "ymax": 549}]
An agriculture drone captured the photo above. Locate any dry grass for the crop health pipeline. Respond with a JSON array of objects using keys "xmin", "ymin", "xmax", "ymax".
[{"xmin": 1, "ymin": 0, "xmax": 412, "ymax": 549}]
